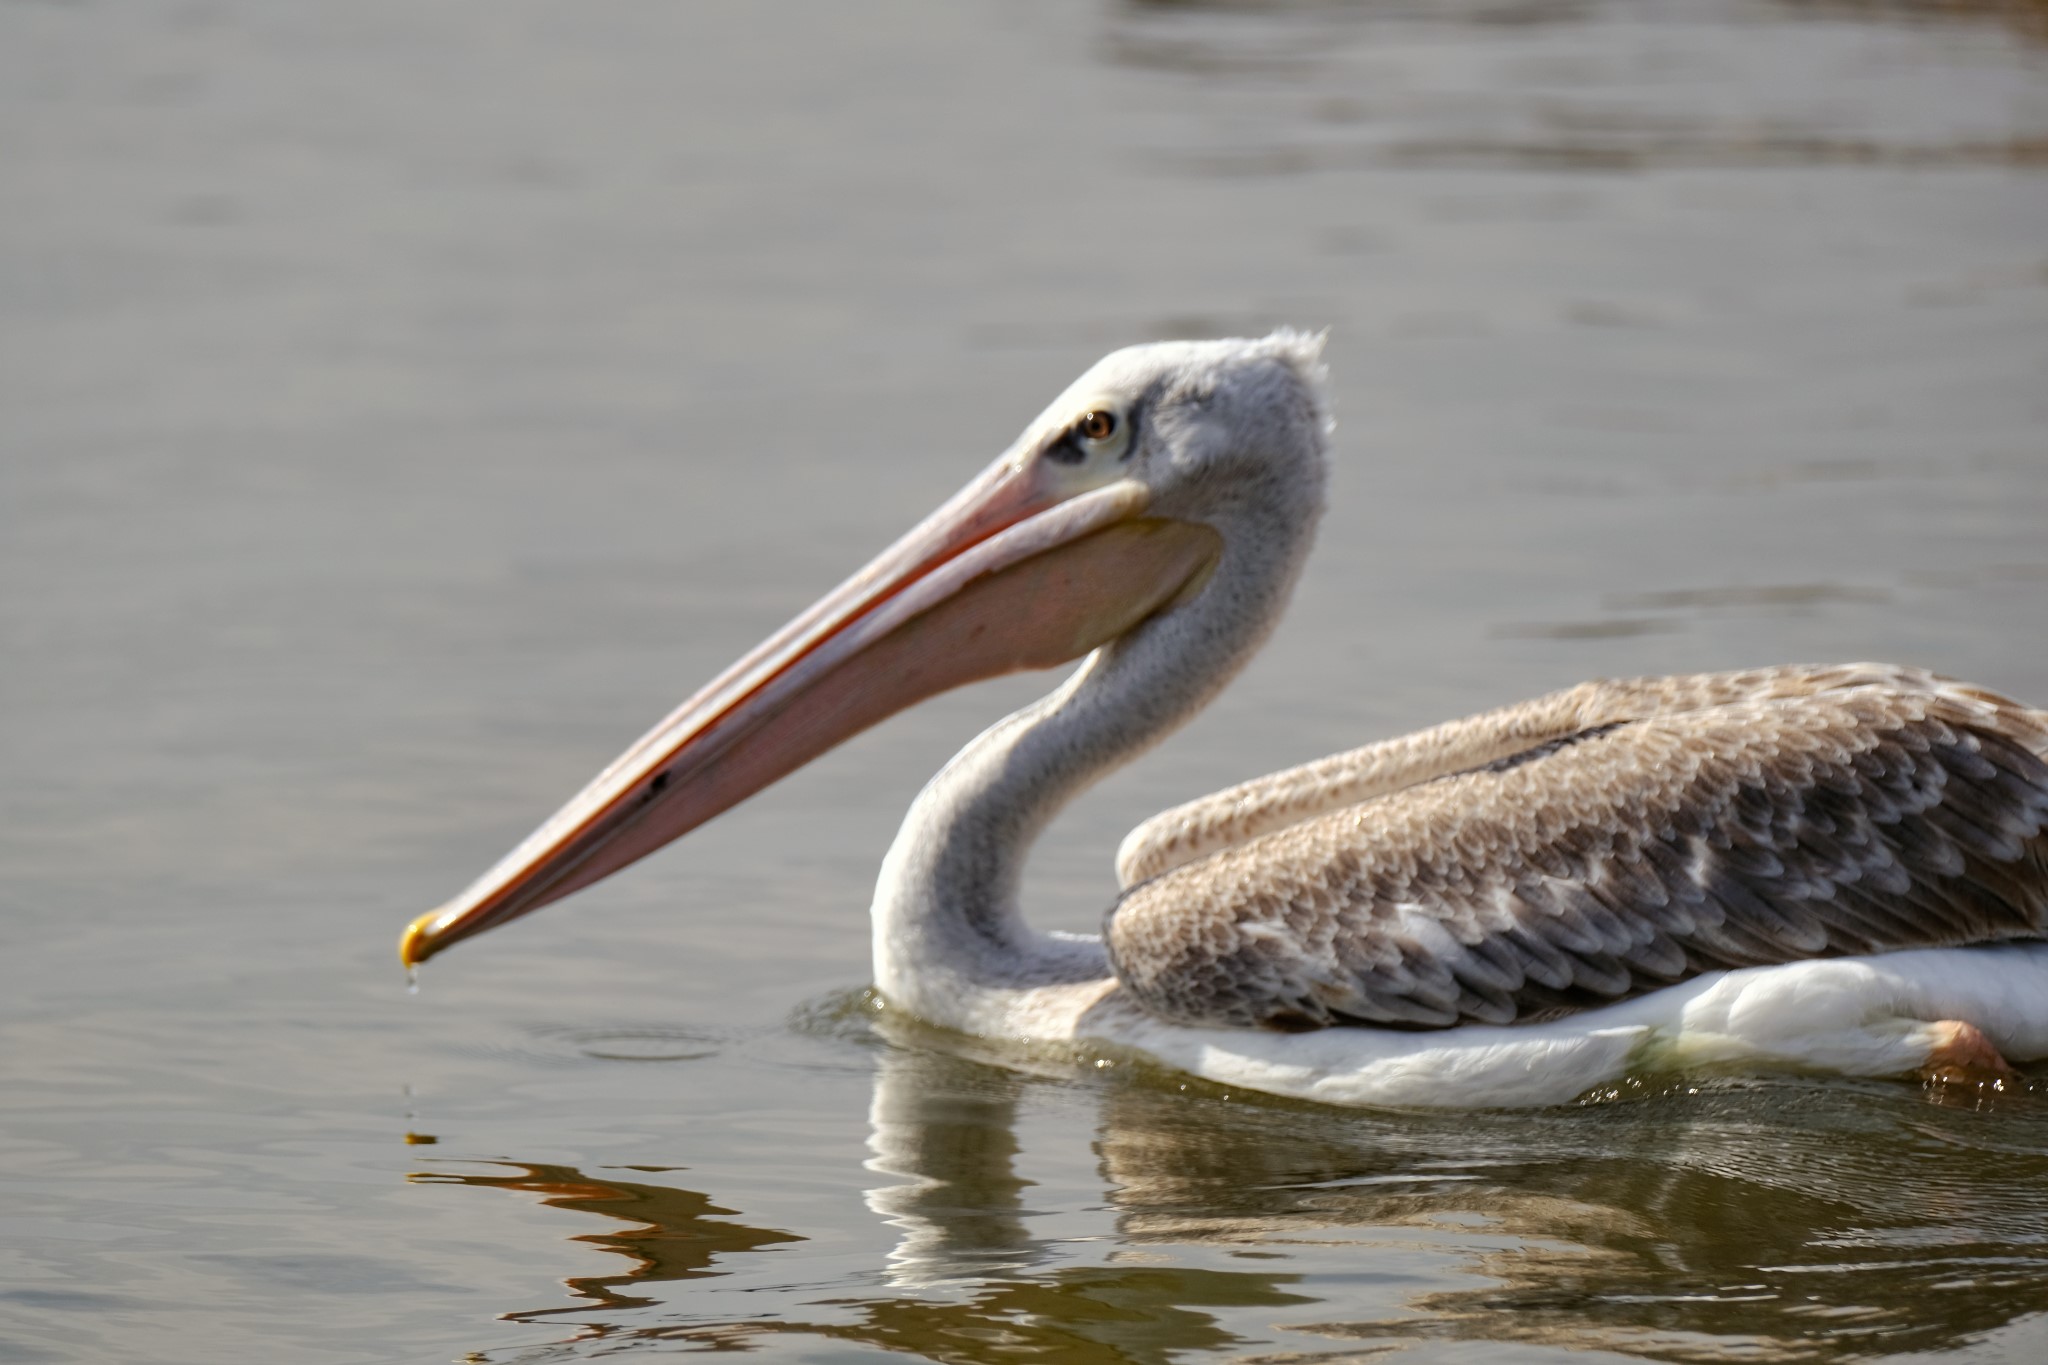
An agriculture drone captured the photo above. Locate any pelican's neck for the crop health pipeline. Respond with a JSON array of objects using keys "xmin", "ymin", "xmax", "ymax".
[{"xmin": 871, "ymin": 500, "xmax": 1318, "ymax": 1028}]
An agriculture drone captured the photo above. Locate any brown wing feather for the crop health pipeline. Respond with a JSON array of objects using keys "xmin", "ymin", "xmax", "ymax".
[{"xmin": 1104, "ymin": 670, "xmax": 2048, "ymax": 1030}]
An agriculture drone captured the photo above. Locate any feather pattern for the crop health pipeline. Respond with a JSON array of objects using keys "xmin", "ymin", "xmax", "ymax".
[{"xmin": 1105, "ymin": 664, "xmax": 2048, "ymax": 1031}]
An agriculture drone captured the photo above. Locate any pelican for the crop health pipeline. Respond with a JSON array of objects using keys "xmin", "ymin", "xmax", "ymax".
[{"xmin": 401, "ymin": 333, "xmax": 2048, "ymax": 1107}]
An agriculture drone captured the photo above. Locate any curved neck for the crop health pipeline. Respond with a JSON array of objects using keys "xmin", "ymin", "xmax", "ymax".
[{"xmin": 870, "ymin": 500, "xmax": 1318, "ymax": 1024}]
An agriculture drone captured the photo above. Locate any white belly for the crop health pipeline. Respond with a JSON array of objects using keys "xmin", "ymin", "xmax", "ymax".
[{"xmin": 969, "ymin": 943, "xmax": 2048, "ymax": 1108}]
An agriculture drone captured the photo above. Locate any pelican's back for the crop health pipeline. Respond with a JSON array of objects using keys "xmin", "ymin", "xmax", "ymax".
[{"xmin": 1105, "ymin": 665, "xmax": 2048, "ymax": 1031}]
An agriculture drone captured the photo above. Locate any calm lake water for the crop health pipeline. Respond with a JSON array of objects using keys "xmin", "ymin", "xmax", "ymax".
[{"xmin": 5, "ymin": 1, "xmax": 2048, "ymax": 1361}]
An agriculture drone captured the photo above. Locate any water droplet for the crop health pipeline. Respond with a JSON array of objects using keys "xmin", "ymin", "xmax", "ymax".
[{"xmin": 405, "ymin": 967, "xmax": 419, "ymax": 996}]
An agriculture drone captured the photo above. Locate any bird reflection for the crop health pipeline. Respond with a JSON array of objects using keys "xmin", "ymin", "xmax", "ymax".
[
  {"xmin": 860, "ymin": 1035, "xmax": 1040, "ymax": 1281},
  {"xmin": 427, "ymin": 1034, "xmax": 2048, "ymax": 1362},
  {"xmin": 1082, "ymin": 1068, "xmax": 2048, "ymax": 1360},
  {"xmin": 407, "ymin": 1160, "xmax": 801, "ymax": 1320}
]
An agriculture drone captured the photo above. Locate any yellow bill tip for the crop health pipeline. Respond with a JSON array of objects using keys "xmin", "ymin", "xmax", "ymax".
[{"xmin": 399, "ymin": 911, "xmax": 442, "ymax": 969}]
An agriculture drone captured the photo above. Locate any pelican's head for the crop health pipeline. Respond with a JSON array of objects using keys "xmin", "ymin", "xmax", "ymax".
[
  {"xmin": 999, "ymin": 329, "xmax": 1329, "ymax": 523},
  {"xmin": 401, "ymin": 332, "xmax": 1331, "ymax": 967}
]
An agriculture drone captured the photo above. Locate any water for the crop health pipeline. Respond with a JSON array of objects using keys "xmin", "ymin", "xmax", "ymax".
[{"xmin": 4, "ymin": 1, "xmax": 2047, "ymax": 1360}]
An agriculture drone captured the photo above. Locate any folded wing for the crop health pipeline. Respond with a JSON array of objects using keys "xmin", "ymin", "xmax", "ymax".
[{"xmin": 1105, "ymin": 671, "xmax": 2048, "ymax": 1030}]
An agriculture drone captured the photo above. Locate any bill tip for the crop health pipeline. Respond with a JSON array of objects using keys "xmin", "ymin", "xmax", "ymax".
[{"xmin": 399, "ymin": 912, "xmax": 440, "ymax": 969}]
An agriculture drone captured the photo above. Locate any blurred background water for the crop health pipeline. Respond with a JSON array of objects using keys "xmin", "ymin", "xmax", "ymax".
[{"xmin": 4, "ymin": 1, "xmax": 2048, "ymax": 1361}]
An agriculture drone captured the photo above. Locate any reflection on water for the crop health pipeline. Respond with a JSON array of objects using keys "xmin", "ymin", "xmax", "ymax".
[
  {"xmin": 443, "ymin": 1028, "xmax": 2048, "ymax": 1362},
  {"xmin": 410, "ymin": 1162, "xmax": 802, "ymax": 1321},
  {"xmin": 863, "ymin": 1039, "xmax": 1041, "ymax": 1282},
  {"xmin": 697, "ymin": 1266, "xmax": 1314, "ymax": 1363}
]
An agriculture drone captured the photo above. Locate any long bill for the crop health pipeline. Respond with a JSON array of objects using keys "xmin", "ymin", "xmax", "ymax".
[{"xmin": 400, "ymin": 461, "xmax": 1223, "ymax": 967}]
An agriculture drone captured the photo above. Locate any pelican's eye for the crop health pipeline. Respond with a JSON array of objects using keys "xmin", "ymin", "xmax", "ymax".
[
  {"xmin": 1045, "ymin": 403, "xmax": 1131, "ymax": 465},
  {"xmin": 1048, "ymin": 403, "xmax": 1130, "ymax": 466}
]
